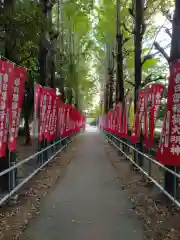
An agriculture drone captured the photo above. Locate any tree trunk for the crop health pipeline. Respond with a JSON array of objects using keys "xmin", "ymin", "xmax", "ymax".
[
  {"xmin": 50, "ymin": 55, "xmax": 55, "ymax": 88},
  {"xmin": 49, "ymin": 8, "xmax": 56, "ymax": 88},
  {"xmin": 59, "ymin": 80, "xmax": 65, "ymax": 102},
  {"xmin": 39, "ymin": 0, "xmax": 51, "ymax": 87},
  {"xmin": 133, "ymin": 0, "xmax": 144, "ymax": 165},
  {"xmin": 39, "ymin": 42, "xmax": 48, "ymax": 86},
  {"xmin": 67, "ymin": 88, "xmax": 73, "ymax": 104},
  {"xmin": 4, "ymin": 0, "xmax": 15, "ymax": 61},
  {"xmin": 116, "ymin": 0, "xmax": 124, "ymax": 103},
  {"xmin": 108, "ymin": 69, "xmax": 114, "ymax": 110},
  {"xmin": 170, "ymin": 0, "xmax": 180, "ymax": 62},
  {"xmin": 134, "ymin": 0, "xmax": 143, "ymax": 111},
  {"xmin": 104, "ymin": 82, "xmax": 109, "ymax": 114},
  {"xmin": 59, "ymin": 0, "xmax": 65, "ymax": 102}
]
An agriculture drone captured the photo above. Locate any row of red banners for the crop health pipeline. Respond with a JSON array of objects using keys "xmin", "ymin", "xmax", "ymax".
[
  {"xmin": 0, "ymin": 59, "xmax": 85, "ymax": 158},
  {"xmin": 100, "ymin": 82, "xmax": 164, "ymax": 147},
  {"xmin": 99, "ymin": 82, "xmax": 166, "ymax": 163},
  {"xmin": 34, "ymin": 84, "xmax": 85, "ymax": 143},
  {"xmin": 100, "ymin": 61, "xmax": 180, "ymax": 166}
]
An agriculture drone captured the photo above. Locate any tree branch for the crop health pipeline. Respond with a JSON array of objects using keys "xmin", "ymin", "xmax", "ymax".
[
  {"xmin": 141, "ymin": 22, "xmax": 146, "ymax": 36},
  {"xmin": 165, "ymin": 28, "xmax": 172, "ymax": 38},
  {"xmin": 50, "ymin": 30, "xmax": 59, "ymax": 40},
  {"xmin": 162, "ymin": 10, "xmax": 173, "ymax": 23},
  {"xmin": 123, "ymin": 49, "xmax": 133, "ymax": 58},
  {"xmin": 141, "ymin": 51, "xmax": 159, "ymax": 65},
  {"xmin": 141, "ymin": 74, "xmax": 165, "ymax": 87},
  {"xmin": 125, "ymin": 80, "xmax": 135, "ymax": 87},
  {"xmin": 47, "ymin": 0, "xmax": 58, "ymax": 10},
  {"xmin": 18, "ymin": 52, "xmax": 34, "ymax": 64},
  {"xmin": 125, "ymin": 88, "xmax": 130, "ymax": 97},
  {"xmin": 154, "ymin": 41, "xmax": 169, "ymax": 62},
  {"xmin": 122, "ymin": 22, "xmax": 134, "ymax": 34},
  {"xmin": 123, "ymin": 37, "xmax": 130, "ymax": 45},
  {"xmin": 128, "ymin": 8, "xmax": 134, "ymax": 18},
  {"xmin": 141, "ymin": 74, "xmax": 153, "ymax": 87}
]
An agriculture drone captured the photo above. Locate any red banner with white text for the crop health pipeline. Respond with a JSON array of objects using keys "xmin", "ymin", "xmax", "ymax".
[
  {"xmin": 122, "ymin": 98, "xmax": 132, "ymax": 138},
  {"xmin": 9, "ymin": 67, "xmax": 26, "ymax": 151},
  {"xmin": 157, "ymin": 61, "xmax": 180, "ymax": 166},
  {"xmin": 144, "ymin": 87, "xmax": 149, "ymax": 148},
  {"xmin": 33, "ymin": 84, "xmax": 41, "ymax": 140},
  {"xmin": 39, "ymin": 88, "xmax": 56, "ymax": 142},
  {"xmin": 149, "ymin": 83, "xmax": 165, "ymax": 148},
  {"xmin": 0, "ymin": 60, "xmax": 14, "ymax": 157},
  {"xmin": 116, "ymin": 102, "xmax": 122, "ymax": 137},
  {"xmin": 129, "ymin": 90, "xmax": 144, "ymax": 143},
  {"xmin": 60, "ymin": 104, "xmax": 66, "ymax": 137}
]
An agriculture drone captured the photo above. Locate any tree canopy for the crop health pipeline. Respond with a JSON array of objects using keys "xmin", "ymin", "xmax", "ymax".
[{"xmin": 0, "ymin": 0, "xmax": 177, "ymax": 119}]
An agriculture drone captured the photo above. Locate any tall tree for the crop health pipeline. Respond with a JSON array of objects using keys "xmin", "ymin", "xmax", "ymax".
[
  {"xmin": 4, "ymin": 0, "xmax": 15, "ymax": 61},
  {"xmin": 116, "ymin": 0, "xmax": 124, "ymax": 103},
  {"xmin": 133, "ymin": 0, "xmax": 145, "ymax": 110}
]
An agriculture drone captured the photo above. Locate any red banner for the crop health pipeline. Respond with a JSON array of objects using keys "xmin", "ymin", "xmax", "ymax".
[
  {"xmin": 120, "ymin": 101, "xmax": 127, "ymax": 138},
  {"xmin": 107, "ymin": 111, "xmax": 112, "ymax": 133},
  {"xmin": 9, "ymin": 67, "xmax": 26, "ymax": 151},
  {"xmin": 73, "ymin": 108, "xmax": 78, "ymax": 133},
  {"xmin": 122, "ymin": 98, "xmax": 132, "ymax": 138},
  {"xmin": 130, "ymin": 90, "xmax": 144, "ymax": 143},
  {"xmin": 103, "ymin": 114, "xmax": 108, "ymax": 131},
  {"xmin": 48, "ymin": 95, "xmax": 59, "ymax": 141},
  {"xmin": 33, "ymin": 84, "xmax": 41, "ymax": 140},
  {"xmin": 56, "ymin": 96, "xmax": 61, "ymax": 139},
  {"xmin": 0, "ymin": 61, "xmax": 14, "ymax": 157},
  {"xmin": 116, "ymin": 102, "xmax": 122, "ymax": 136},
  {"xmin": 39, "ymin": 88, "xmax": 56, "ymax": 142},
  {"xmin": 149, "ymin": 83, "xmax": 165, "ymax": 148},
  {"xmin": 60, "ymin": 104, "xmax": 66, "ymax": 137},
  {"xmin": 65, "ymin": 104, "xmax": 72, "ymax": 137},
  {"xmin": 39, "ymin": 89, "xmax": 47, "ymax": 142},
  {"xmin": 34, "ymin": 84, "xmax": 41, "ymax": 116},
  {"xmin": 43, "ymin": 89, "xmax": 56, "ymax": 141},
  {"xmin": 111, "ymin": 110, "xmax": 116, "ymax": 134},
  {"xmin": 157, "ymin": 61, "xmax": 180, "ymax": 166},
  {"xmin": 144, "ymin": 87, "xmax": 149, "ymax": 148}
]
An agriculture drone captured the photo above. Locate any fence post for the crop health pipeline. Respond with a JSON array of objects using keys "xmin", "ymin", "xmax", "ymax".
[
  {"xmin": 164, "ymin": 166, "xmax": 178, "ymax": 197},
  {"xmin": 0, "ymin": 151, "xmax": 9, "ymax": 192},
  {"xmin": 137, "ymin": 132, "xmax": 144, "ymax": 167},
  {"xmin": 9, "ymin": 151, "xmax": 18, "ymax": 202}
]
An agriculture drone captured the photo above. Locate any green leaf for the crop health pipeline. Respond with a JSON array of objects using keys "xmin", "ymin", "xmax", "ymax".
[{"xmin": 142, "ymin": 58, "xmax": 159, "ymax": 72}]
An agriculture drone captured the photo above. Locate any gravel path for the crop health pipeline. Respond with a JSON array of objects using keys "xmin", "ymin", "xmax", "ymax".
[{"xmin": 22, "ymin": 131, "xmax": 144, "ymax": 240}]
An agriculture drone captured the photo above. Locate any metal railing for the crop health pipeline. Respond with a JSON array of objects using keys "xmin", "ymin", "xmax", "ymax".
[
  {"xmin": 104, "ymin": 131, "xmax": 180, "ymax": 208},
  {"xmin": 0, "ymin": 136, "xmax": 74, "ymax": 206}
]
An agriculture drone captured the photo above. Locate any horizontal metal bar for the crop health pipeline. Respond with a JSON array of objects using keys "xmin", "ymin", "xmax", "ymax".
[
  {"xmin": 106, "ymin": 135, "xmax": 180, "ymax": 208},
  {"xmin": 105, "ymin": 131, "xmax": 180, "ymax": 179},
  {"xmin": 0, "ymin": 137, "xmax": 68, "ymax": 177},
  {"xmin": 0, "ymin": 136, "xmax": 74, "ymax": 206}
]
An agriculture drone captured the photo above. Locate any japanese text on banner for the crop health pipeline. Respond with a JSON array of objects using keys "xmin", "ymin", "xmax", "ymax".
[
  {"xmin": 0, "ymin": 61, "xmax": 14, "ymax": 157},
  {"xmin": 129, "ymin": 90, "xmax": 144, "ymax": 143},
  {"xmin": 157, "ymin": 61, "xmax": 180, "ymax": 165},
  {"xmin": 9, "ymin": 67, "xmax": 26, "ymax": 151},
  {"xmin": 149, "ymin": 83, "xmax": 164, "ymax": 148}
]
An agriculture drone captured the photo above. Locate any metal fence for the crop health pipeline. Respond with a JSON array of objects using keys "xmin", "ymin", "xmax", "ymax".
[
  {"xmin": 0, "ymin": 136, "xmax": 74, "ymax": 206},
  {"xmin": 104, "ymin": 131, "xmax": 180, "ymax": 208}
]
